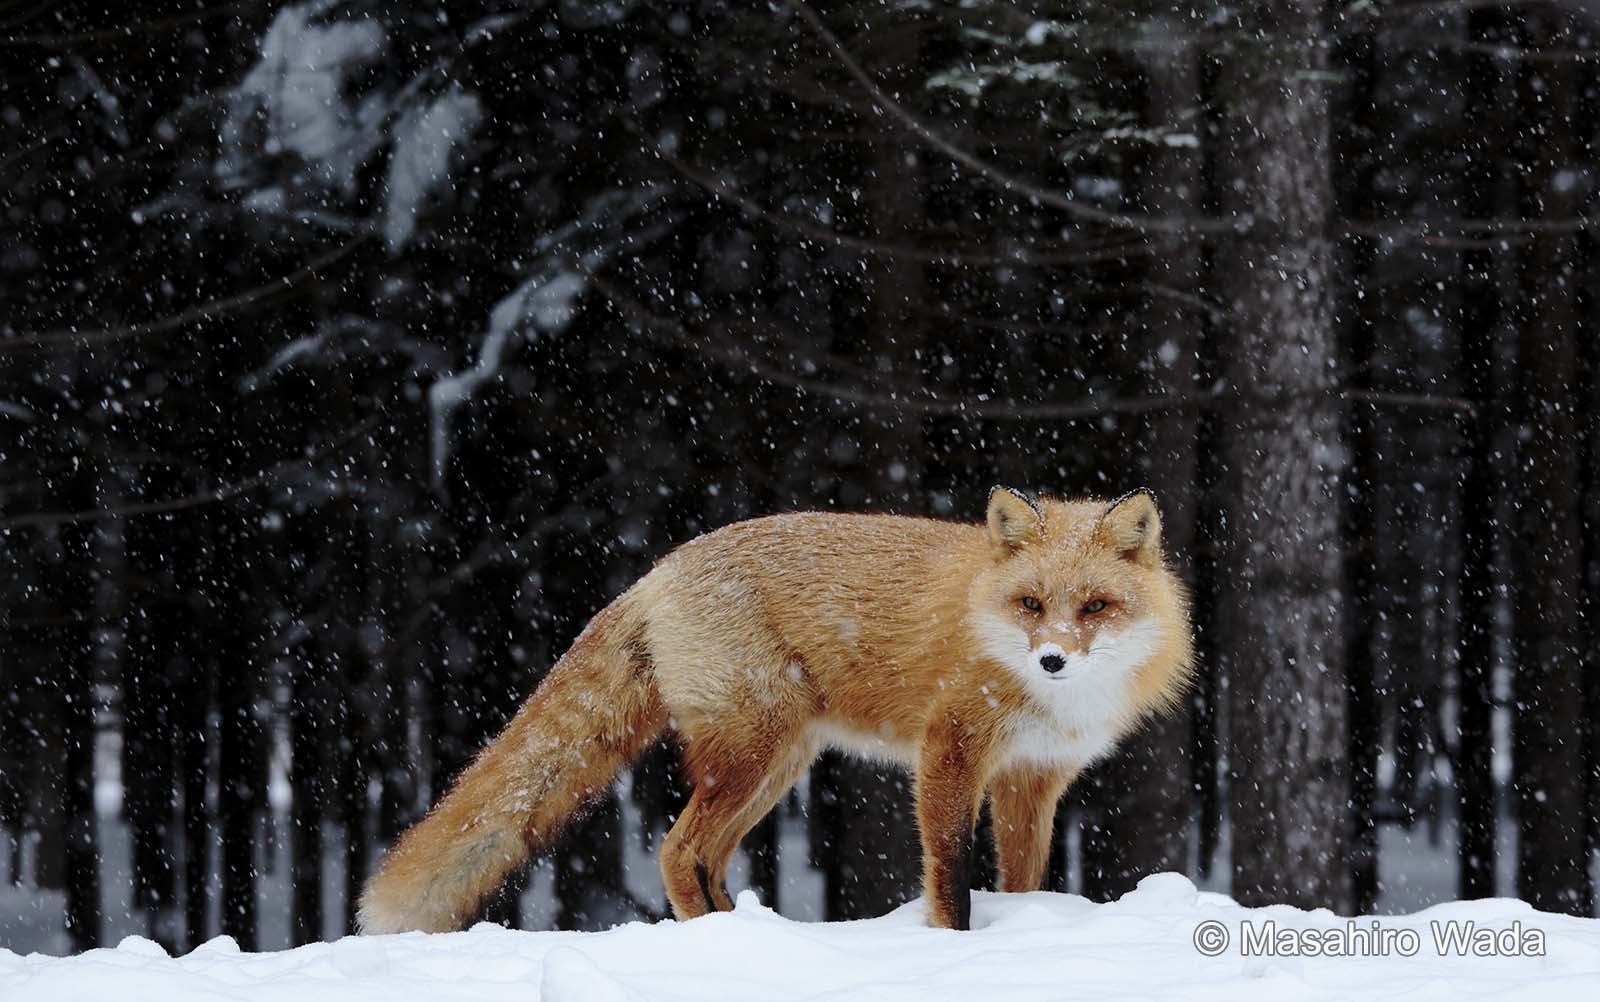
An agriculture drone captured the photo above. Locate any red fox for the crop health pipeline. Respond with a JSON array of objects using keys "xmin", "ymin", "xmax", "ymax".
[{"xmin": 358, "ymin": 487, "xmax": 1193, "ymax": 933}]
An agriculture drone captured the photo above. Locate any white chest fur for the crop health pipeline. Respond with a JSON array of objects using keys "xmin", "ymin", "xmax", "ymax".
[{"xmin": 1002, "ymin": 710, "xmax": 1124, "ymax": 770}]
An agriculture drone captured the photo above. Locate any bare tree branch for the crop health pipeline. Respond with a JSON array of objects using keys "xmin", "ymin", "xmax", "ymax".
[
  {"xmin": 0, "ymin": 417, "xmax": 381, "ymax": 530},
  {"xmin": 595, "ymin": 272, "xmax": 1477, "ymax": 422},
  {"xmin": 0, "ymin": 1, "xmax": 259, "ymax": 48},
  {"xmin": 2, "ymin": 234, "xmax": 372, "ymax": 354},
  {"xmin": 634, "ymin": 123, "xmax": 1157, "ymax": 267},
  {"xmin": 1381, "ymin": 32, "xmax": 1598, "ymax": 61},
  {"xmin": 597, "ymin": 271, "xmax": 1200, "ymax": 420},
  {"xmin": 1357, "ymin": 0, "xmax": 1591, "ymax": 21}
]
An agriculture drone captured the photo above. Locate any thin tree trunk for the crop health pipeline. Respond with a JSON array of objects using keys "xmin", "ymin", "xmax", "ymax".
[
  {"xmin": 0, "ymin": 645, "xmax": 19, "ymax": 887},
  {"xmin": 1215, "ymin": 0, "xmax": 1351, "ymax": 912},
  {"xmin": 62, "ymin": 476, "xmax": 102, "ymax": 951},
  {"xmin": 1335, "ymin": 12, "xmax": 1381, "ymax": 914},
  {"xmin": 343, "ymin": 660, "xmax": 373, "ymax": 937},
  {"xmin": 1455, "ymin": 348, "xmax": 1501, "ymax": 897},
  {"xmin": 18, "ymin": 632, "xmax": 68, "ymax": 892},
  {"xmin": 376, "ymin": 528, "xmax": 417, "ymax": 846},
  {"xmin": 289, "ymin": 631, "xmax": 328, "ymax": 945},
  {"xmin": 340, "ymin": 511, "xmax": 379, "ymax": 936},
  {"xmin": 214, "ymin": 511, "xmax": 263, "ymax": 948},
  {"xmin": 1455, "ymin": 4, "xmax": 1517, "ymax": 901},
  {"xmin": 181, "ymin": 600, "xmax": 215, "ymax": 950},
  {"xmin": 62, "ymin": 600, "xmax": 101, "ymax": 952},
  {"xmin": 123, "ymin": 477, "xmax": 186, "ymax": 948}
]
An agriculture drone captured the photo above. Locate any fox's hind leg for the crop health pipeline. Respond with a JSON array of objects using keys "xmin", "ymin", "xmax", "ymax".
[
  {"xmin": 698, "ymin": 738, "xmax": 816, "ymax": 902},
  {"xmin": 659, "ymin": 723, "xmax": 807, "ymax": 919}
]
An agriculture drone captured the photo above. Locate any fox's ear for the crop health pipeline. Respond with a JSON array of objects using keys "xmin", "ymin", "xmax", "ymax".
[
  {"xmin": 1098, "ymin": 488, "xmax": 1161, "ymax": 565},
  {"xmin": 987, "ymin": 486, "xmax": 1043, "ymax": 554}
]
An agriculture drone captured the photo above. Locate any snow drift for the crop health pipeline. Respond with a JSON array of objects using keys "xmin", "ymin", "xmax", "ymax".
[{"xmin": 4, "ymin": 875, "xmax": 1598, "ymax": 1002}]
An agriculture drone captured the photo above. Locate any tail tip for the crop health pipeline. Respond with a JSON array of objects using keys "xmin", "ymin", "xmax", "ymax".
[
  {"xmin": 355, "ymin": 885, "xmax": 412, "ymax": 936},
  {"xmin": 356, "ymin": 872, "xmax": 453, "ymax": 935}
]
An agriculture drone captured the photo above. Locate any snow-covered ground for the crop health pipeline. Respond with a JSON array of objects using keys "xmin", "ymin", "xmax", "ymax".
[{"xmin": 5, "ymin": 875, "xmax": 1598, "ymax": 1002}]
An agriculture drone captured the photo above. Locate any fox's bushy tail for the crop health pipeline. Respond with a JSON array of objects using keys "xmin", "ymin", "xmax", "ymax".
[{"xmin": 357, "ymin": 605, "xmax": 665, "ymax": 934}]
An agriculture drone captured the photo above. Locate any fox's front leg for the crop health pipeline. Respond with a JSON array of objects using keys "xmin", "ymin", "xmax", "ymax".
[
  {"xmin": 915, "ymin": 720, "xmax": 989, "ymax": 930},
  {"xmin": 988, "ymin": 767, "xmax": 1076, "ymax": 892}
]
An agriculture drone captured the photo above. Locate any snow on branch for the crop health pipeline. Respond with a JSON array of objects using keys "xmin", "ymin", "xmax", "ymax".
[
  {"xmin": 211, "ymin": 6, "xmax": 489, "ymax": 251},
  {"xmin": 427, "ymin": 187, "xmax": 673, "ymax": 489},
  {"xmin": 784, "ymin": 0, "xmax": 1230, "ymax": 237},
  {"xmin": 222, "ymin": 3, "xmax": 389, "ymax": 195},
  {"xmin": 384, "ymin": 90, "xmax": 484, "ymax": 252},
  {"xmin": 425, "ymin": 269, "xmax": 572, "ymax": 488}
]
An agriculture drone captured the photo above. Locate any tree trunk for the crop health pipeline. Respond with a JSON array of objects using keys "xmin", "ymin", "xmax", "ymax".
[
  {"xmin": 213, "ymin": 511, "xmax": 263, "ymax": 948},
  {"xmin": 342, "ymin": 639, "xmax": 374, "ymax": 936},
  {"xmin": 338, "ymin": 508, "xmax": 380, "ymax": 937},
  {"xmin": 811, "ymin": 17, "xmax": 929, "ymax": 921},
  {"xmin": 0, "ymin": 641, "xmax": 19, "ymax": 886},
  {"xmin": 1215, "ymin": 0, "xmax": 1351, "ymax": 912},
  {"xmin": 289, "ymin": 625, "xmax": 330, "ymax": 945},
  {"xmin": 12, "ymin": 487, "xmax": 103, "ymax": 949},
  {"xmin": 62, "ymin": 480, "xmax": 102, "ymax": 952},
  {"xmin": 1455, "ymin": 4, "xmax": 1518, "ymax": 901},
  {"xmin": 1511, "ymin": 6, "xmax": 1591, "ymax": 917},
  {"xmin": 1584, "ymin": 263, "xmax": 1600, "ymax": 913},
  {"xmin": 181, "ymin": 593, "xmax": 215, "ymax": 950},
  {"xmin": 1080, "ymin": 24, "xmax": 1202, "ymax": 900},
  {"xmin": 1334, "ymin": 13, "xmax": 1382, "ymax": 914},
  {"xmin": 1585, "ymin": 94, "xmax": 1600, "ymax": 896},
  {"xmin": 123, "ymin": 472, "xmax": 189, "ymax": 948},
  {"xmin": 62, "ymin": 588, "xmax": 101, "ymax": 953}
]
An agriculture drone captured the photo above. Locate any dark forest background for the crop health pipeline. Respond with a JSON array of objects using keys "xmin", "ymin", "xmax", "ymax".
[{"xmin": 3, "ymin": 0, "xmax": 1598, "ymax": 955}]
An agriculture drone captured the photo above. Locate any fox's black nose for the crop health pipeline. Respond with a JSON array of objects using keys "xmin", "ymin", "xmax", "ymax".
[{"xmin": 1040, "ymin": 653, "xmax": 1065, "ymax": 674}]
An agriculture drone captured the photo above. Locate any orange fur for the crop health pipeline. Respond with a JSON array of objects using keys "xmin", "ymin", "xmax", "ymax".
[
  {"xmin": 358, "ymin": 489, "xmax": 1193, "ymax": 933},
  {"xmin": 990, "ymin": 766, "xmax": 1077, "ymax": 893}
]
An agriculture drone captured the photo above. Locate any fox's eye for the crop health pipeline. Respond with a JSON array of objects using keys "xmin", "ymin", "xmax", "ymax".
[
  {"xmin": 1019, "ymin": 595, "xmax": 1043, "ymax": 613},
  {"xmin": 1080, "ymin": 598, "xmax": 1109, "ymax": 616}
]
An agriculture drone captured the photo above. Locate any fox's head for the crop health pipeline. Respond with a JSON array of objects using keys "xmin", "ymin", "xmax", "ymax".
[{"xmin": 968, "ymin": 486, "xmax": 1193, "ymax": 727}]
